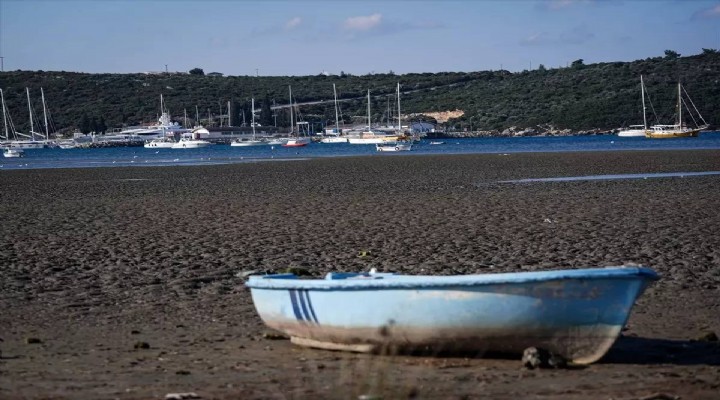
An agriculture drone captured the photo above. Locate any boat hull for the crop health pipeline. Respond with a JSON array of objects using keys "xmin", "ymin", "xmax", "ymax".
[
  {"xmin": 645, "ymin": 129, "xmax": 701, "ymax": 139},
  {"xmin": 144, "ymin": 141, "xmax": 176, "ymax": 148},
  {"xmin": 247, "ymin": 267, "xmax": 657, "ymax": 364},
  {"xmin": 617, "ymin": 130, "xmax": 646, "ymax": 137},
  {"xmin": 231, "ymin": 140, "xmax": 266, "ymax": 147},
  {"xmin": 376, "ymin": 143, "xmax": 412, "ymax": 152}
]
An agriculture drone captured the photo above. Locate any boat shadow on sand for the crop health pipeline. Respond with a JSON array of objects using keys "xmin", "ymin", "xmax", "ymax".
[
  {"xmin": 599, "ymin": 335, "xmax": 720, "ymax": 366},
  {"xmin": 376, "ymin": 335, "xmax": 720, "ymax": 367}
]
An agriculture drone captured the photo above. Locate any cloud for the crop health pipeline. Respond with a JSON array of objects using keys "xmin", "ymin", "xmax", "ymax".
[
  {"xmin": 519, "ymin": 26, "xmax": 594, "ymax": 46},
  {"xmin": 692, "ymin": 4, "xmax": 720, "ymax": 20},
  {"xmin": 285, "ymin": 17, "xmax": 302, "ymax": 30},
  {"xmin": 559, "ymin": 26, "xmax": 595, "ymax": 44},
  {"xmin": 343, "ymin": 13, "xmax": 382, "ymax": 31},
  {"xmin": 520, "ymin": 32, "xmax": 551, "ymax": 46},
  {"xmin": 547, "ymin": 0, "xmax": 579, "ymax": 9}
]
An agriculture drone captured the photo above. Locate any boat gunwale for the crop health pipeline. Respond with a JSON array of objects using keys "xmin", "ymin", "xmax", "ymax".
[{"xmin": 246, "ymin": 266, "xmax": 658, "ymax": 290}]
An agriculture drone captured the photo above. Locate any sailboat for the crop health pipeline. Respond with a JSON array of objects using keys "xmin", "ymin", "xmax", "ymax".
[
  {"xmin": 320, "ymin": 84, "xmax": 348, "ymax": 143},
  {"xmin": 231, "ymin": 98, "xmax": 266, "ymax": 146},
  {"xmin": 617, "ymin": 76, "xmax": 650, "ymax": 137},
  {"xmin": 4, "ymin": 88, "xmax": 48, "ymax": 149},
  {"xmin": 376, "ymin": 83, "xmax": 413, "ymax": 152},
  {"xmin": 348, "ymin": 89, "xmax": 399, "ymax": 145},
  {"xmin": 282, "ymin": 86, "xmax": 311, "ymax": 147},
  {"xmin": 646, "ymin": 81, "xmax": 709, "ymax": 139},
  {"xmin": 1, "ymin": 89, "xmax": 25, "ymax": 157}
]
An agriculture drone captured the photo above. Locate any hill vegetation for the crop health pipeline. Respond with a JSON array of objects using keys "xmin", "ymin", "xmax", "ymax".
[{"xmin": 0, "ymin": 50, "xmax": 718, "ymax": 136}]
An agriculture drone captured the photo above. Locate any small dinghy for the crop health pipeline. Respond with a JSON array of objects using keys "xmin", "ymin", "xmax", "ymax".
[{"xmin": 246, "ymin": 266, "xmax": 658, "ymax": 365}]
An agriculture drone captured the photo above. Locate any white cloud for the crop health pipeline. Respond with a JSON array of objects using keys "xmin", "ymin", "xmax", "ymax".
[
  {"xmin": 548, "ymin": 0, "xmax": 577, "ymax": 9},
  {"xmin": 520, "ymin": 32, "xmax": 550, "ymax": 46},
  {"xmin": 285, "ymin": 17, "xmax": 302, "ymax": 30},
  {"xmin": 343, "ymin": 13, "xmax": 382, "ymax": 31},
  {"xmin": 692, "ymin": 4, "xmax": 720, "ymax": 20}
]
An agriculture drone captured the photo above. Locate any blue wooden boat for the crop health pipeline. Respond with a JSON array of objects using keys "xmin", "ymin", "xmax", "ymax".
[{"xmin": 246, "ymin": 266, "xmax": 658, "ymax": 364}]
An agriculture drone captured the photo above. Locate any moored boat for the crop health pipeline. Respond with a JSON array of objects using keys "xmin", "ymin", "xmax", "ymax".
[
  {"xmin": 376, "ymin": 141, "xmax": 412, "ymax": 152},
  {"xmin": 617, "ymin": 125, "xmax": 647, "ymax": 137},
  {"xmin": 645, "ymin": 81, "xmax": 708, "ymax": 139},
  {"xmin": 171, "ymin": 137, "xmax": 212, "ymax": 149},
  {"xmin": 246, "ymin": 265, "xmax": 658, "ymax": 365},
  {"xmin": 231, "ymin": 98, "xmax": 267, "ymax": 147},
  {"xmin": 3, "ymin": 147, "xmax": 24, "ymax": 158}
]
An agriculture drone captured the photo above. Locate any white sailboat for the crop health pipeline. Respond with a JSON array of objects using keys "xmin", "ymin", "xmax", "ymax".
[
  {"xmin": 375, "ymin": 83, "xmax": 412, "ymax": 152},
  {"xmin": 231, "ymin": 98, "xmax": 266, "ymax": 146},
  {"xmin": 617, "ymin": 76, "xmax": 649, "ymax": 137},
  {"xmin": 282, "ymin": 86, "xmax": 311, "ymax": 147},
  {"xmin": 348, "ymin": 89, "xmax": 399, "ymax": 145},
  {"xmin": 646, "ymin": 81, "xmax": 709, "ymax": 139},
  {"xmin": 1, "ymin": 89, "xmax": 25, "ymax": 157},
  {"xmin": 320, "ymin": 84, "xmax": 347, "ymax": 143},
  {"xmin": 5, "ymin": 88, "xmax": 47, "ymax": 149}
]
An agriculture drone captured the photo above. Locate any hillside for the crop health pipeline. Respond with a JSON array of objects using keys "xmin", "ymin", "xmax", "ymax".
[{"xmin": 0, "ymin": 51, "xmax": 718, "ymax": 136}]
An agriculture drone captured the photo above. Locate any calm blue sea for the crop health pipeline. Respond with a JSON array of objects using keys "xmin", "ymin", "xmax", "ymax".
[{"xmin": 2, "ymin": 132, "xmax": 720, "ymax": 171}]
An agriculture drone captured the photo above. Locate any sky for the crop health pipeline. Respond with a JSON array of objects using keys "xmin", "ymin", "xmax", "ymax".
[{"xmin": 1, "ymin": 0, "xmax": 719, "ymax": 76}]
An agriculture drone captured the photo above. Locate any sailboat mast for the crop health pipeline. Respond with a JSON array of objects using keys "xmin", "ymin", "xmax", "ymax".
[
  {"xmin": 228, "ymin": 100, "xmax": 231, "ymax": 126},
  {"xmin": 251, "ymin": 98, "xmax": 256, "ymax": 139},
  {"xmin": 289, "ymin": 85, "xmax": 294, "ymax": 136},
  {"xmin": 184, "ymin": 109, "xmax": 188, "ymax": 128},
  {"xmin": 195, "ymin": 105, "xmax": 199, "ymax": 127},
  {"xmin": 397, "ymin": 83, "xmax": 402, "ymax": 131},
  {"xmin": 333, "ymin": 84, "xmax": 339, "ymax": 131},
  {"xmin": 41, "ymin": 88, "xmax": 49, "ymax": 140},
  {"xmin": 1, "ymin": 89, "xmax": 8, "ymax": 140},
  {"xmin": 677, "ymin": 82, "xmax": 682, "ymax": 129},
  {"xmin": 640, "ymin": 75, "xmax": 647, "ymax": 131},
  {"xmin": 367, "ymin": 89, "xmax": 371, "ymax": 131},
  {"xmin": 26, "ymin": 87, "xmax": 34, "ymax": 139}
]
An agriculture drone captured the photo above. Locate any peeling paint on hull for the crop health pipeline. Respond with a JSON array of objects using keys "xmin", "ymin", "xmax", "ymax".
[{"xmin": 247, "ymin": 266, "xmax": 658, "ymax": 365}]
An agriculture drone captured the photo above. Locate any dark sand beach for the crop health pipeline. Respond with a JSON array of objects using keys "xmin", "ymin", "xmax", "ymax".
[{"xmin": 1, "ymin": 150, "xmax": 719, "ymax": 399}]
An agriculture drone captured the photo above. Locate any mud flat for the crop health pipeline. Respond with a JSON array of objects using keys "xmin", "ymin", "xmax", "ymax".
[{"xmin": 1, "ymin": 150, "xmax": 719, "ymax": 399}]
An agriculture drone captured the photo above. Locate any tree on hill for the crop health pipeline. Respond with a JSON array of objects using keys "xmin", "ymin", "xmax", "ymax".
[
  {"xmin": 260, "ymin": 94, "xmax": 273, "ymax": 126},
  {"xmin": 664, "ymin": 50, "xmax": 680, "ymax": 59},
  {"xmin": 97, "ymin": 116, "xmax": 107, "ymax": 134},
  {"xmin": 571, "ymin": 59, "xmax": 584, "ymax": 69},
  {"xmin": 189, "ymin": 68, "xmax": 205, "ymax": 75},
  {"xmin": 702, "ymin": 48, "xmax": 718, "ymax": 54},
  {"xmin": 79, "ymin": 113, "xmax": 91, "ymax": 134},
  {"xmin": 91, "ymin": 116, "xmax": 98, "ymax": 134}
]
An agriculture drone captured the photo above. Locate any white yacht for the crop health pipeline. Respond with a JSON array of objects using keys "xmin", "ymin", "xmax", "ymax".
[
  {"xmin": 144, "ymin": 136, "xmax": 176, "ymax": 148},
  {"xmin": 3, "ymin": 148, "xmax": 25, "ymax": 158},
  {"xmin": 617, "ymin": 125, "xmax": 647, "ymax": 137},
  {"xmin": 376, "ymin": 141, "xmax": 413, "ymax": 152},
  {"xmin": 171, "ymin": 137, "xmax": 211, "ymax": 149}
]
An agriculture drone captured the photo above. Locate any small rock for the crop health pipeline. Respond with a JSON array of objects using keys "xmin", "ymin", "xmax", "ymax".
[
  {"xmin": 175, "ymin": 370, "xmax": 191, "ymax": 375},
  {"xmin": 696, "ymin": 331, "xmax": 718, "ymax": 342},
  {"xmin": 25, "ymin": 337, "xmax": 42, "ymax": 344},
  {"xmin": 262, "ymin": 332, "xmax": 289, "ymax": 340},
  {"xmin": 522, "ymin": 347, "xmax": 567, "ymax": 369},
  {"xmin": 236, "ymin": 270, "xmax": 261, "ymax": 279},
  {"xmin": 284, "ymin": 267, "xmax": 312, "ymax": 276},
  {"xmin": 165, "ymin": 392, "xmax": 200, "ymax": 400},
  {"xmin": 130, "ymin": 330, "xmax": 141, "ymax": 335},
  {"xmin": 133, "ymin": 341, "xmax": 150, "ymax": 349}
]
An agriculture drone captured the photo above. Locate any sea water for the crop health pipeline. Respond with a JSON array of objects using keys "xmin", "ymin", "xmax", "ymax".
[{"xmin": 2, "ymin": 132, "xmax": 720, "ymax": 171}]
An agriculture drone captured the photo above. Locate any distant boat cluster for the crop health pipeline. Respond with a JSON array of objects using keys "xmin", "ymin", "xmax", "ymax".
[
  {"xmin": 3, "ymin": 78, "xmax": 710, "ymax": 159},
  {"xmin": 2, "ymin": 83, "xmax": 419, "ymax": 157}
]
